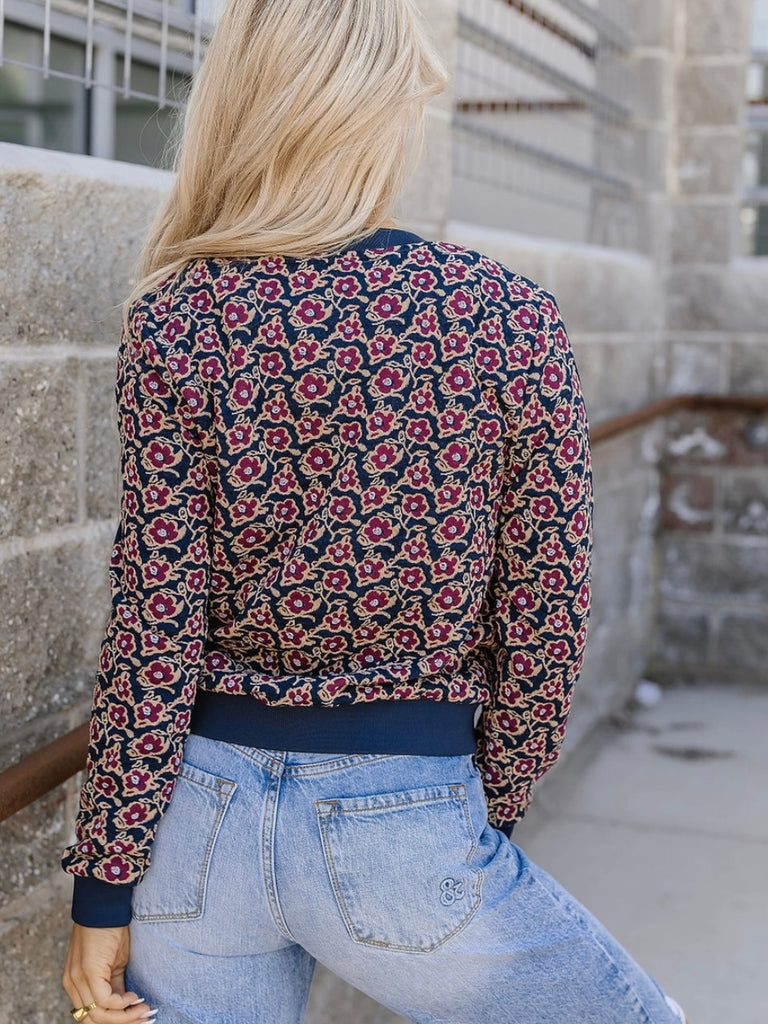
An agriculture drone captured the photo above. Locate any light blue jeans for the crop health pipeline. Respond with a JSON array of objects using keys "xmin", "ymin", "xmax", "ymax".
[{"xmin": 126, "ymin": 734, "xmax": 686, "ymax": 1024}]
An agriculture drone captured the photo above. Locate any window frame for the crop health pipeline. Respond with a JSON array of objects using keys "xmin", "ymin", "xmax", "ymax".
[{"xmin": 1, "ymin": 0, "xmax": 199, "ymax": 160}]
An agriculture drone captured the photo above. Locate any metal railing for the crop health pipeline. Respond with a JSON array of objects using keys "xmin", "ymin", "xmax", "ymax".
[
  {"xmin": 0, "ymin": 0, "xmax": 217, "ymax": 107},
  {"xmin": 2, "ymin": 0, "xmax": 639, "ymax": 231},
  {"xmin": 3, "ymin": 391, "xmax": 768, "ymax": 826},
  {"xmin": 451, "ymin": 0, "xmax": 638, "ymax": 243}
]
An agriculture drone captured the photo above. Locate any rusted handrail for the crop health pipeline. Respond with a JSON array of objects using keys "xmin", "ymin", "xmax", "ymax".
[
  {"xmin": 590, "ymin": 396, "xmax": 685, "ymax": 444},
  {"xmin": 496, "ymin": 0, "xmax": 596, "ymax": 60},
  {"xmin": 590, "ymin": 392, "xmax": 768, "ymax": 444},
  {"xmin": 0, "ymin": 722, "xmax": 89, "ymax": 823},
  {"xmin": 1, "ymin": 391, "xmax": 767, "ymax": 825}
]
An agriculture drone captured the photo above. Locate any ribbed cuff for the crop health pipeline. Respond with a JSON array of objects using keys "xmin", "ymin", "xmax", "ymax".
[{"xmin": 71, "ymin": 875, "xmax": 136, "ymax": 927}]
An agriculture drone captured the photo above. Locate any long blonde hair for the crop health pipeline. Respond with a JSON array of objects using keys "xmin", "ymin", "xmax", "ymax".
[{"xmin": 131, "ymin": 0, "xmax": 447, "ymax": 304}]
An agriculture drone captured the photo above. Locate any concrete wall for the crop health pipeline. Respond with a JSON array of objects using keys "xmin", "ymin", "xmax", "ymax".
[
  {"xmin": 662, "ymin": 0, "xmax": 758, "ymax": 392},
  {"xmin": 653, "ymin": 405, "xmax": 768, "ymax": 686},
  {"xmin": 0, "ymin": 143, "xmax": 171, "ymax": 1023},
  {"xmin": 642, "ymin": 0, "xmax": 768, "ymax": 688}
]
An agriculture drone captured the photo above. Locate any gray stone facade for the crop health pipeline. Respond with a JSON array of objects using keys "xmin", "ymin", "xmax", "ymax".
[
  {"xmin": 652, "ymin": 407, "xmax": 768, "ymax": 685},
  {"xmin": 642, "ymin": 0, "xmax": 768, "ymax": 689},
  {"xmin": 0, "ymin": 145, "xmax": 171, "ymax": 1024}
]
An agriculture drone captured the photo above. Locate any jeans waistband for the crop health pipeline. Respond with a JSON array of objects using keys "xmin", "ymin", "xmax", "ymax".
[{"xmin": 190, "ymin": 690, "xmax": 478, "ymax": 756}]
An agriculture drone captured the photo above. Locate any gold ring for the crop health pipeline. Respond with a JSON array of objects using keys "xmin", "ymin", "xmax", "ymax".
[{"xmin": 71, "ymin": 1002, "xmax": 97, "ymax": 1022}]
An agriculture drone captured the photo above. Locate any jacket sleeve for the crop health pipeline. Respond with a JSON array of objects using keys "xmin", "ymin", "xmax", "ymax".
[
  {"xmin": 475, "ymin": 290, "xmax": 593, "ymax": 831},
  {"xmin": 62, "ymin": 310, "xmax": 212, "ymax": 923}
]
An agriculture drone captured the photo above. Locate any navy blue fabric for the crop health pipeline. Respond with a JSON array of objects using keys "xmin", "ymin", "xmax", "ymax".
[
  {"xmin": 72, "ymin": 875, "xmax": 135, "ymax": 928},
  {"xmin": 64, "ymin": 231, "xmax": 592, "ymax": 873},
  {"xmin": 190, "ymin": 691, "xmax": 478, "ymax": 755},
  {"xmin": 346, "ymin": 227, "xmax": 425, "ymax": 252}
]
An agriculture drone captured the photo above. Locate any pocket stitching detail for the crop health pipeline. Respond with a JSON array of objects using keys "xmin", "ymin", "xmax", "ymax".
[
  {"xmin": 132, "ymin": 773, "xmax": 236, "ymax": 923},
  {"xmin": 317, "ymin": 786, "xmax": 483, "ymax": 953}
]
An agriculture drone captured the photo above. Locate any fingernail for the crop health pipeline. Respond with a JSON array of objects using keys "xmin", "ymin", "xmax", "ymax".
[
  {"xmin": 128, "ymin": 1000, "xmax": 146, "ymax": 1007},
  {"xmin": 142, "ymin": 1012, "xmax": 158, "ymax": 1020}
]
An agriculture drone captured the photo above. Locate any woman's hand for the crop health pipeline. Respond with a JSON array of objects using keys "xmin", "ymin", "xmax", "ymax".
[{"xmin": 63, "ymin": 924, "xmax": 156, "ymax": 1023}]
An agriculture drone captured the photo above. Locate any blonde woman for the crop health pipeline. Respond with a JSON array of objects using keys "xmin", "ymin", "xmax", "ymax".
[{"xmin": 62, "ymin": 2, "xmax": 687, "ymax": 1022}]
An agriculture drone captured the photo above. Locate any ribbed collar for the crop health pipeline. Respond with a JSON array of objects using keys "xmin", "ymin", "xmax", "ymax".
[{"xmin": 347, "ymin": 226, "xmax": 426, "ymax": 253}]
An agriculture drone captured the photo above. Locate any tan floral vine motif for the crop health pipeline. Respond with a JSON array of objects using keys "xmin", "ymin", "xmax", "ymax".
[{"xmin": 63, "ymin": 236, "xmax": 592, "ymax": 886}]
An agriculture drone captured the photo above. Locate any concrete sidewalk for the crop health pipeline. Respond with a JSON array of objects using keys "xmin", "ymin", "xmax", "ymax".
[
  {"xmin": 516, "ymin": 685, "xmax": 768, "ymax": 1024},
  {"xmin": 305, "ymin": 686, "xmax": 768, "ymax": 1023}
]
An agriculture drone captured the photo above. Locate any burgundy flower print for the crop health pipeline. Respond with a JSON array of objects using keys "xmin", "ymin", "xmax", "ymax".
[
  {"xmin": 443, "ymin": 363, "xmax": 474, "ymax": 394},
  {"xmin": 293, "ymin": 298, "xmax": 329, "ymax": 327},
  {"xmin": 446, "ymin": 289, "xmax": 475, "ymax": 319},
  {"xmin": 511, "ymin": 305, "xmax": 539, "ymax": 331},
  {"xmin": 63, "ymin": 242, "xmax": 591, "ymax": 893},
  {"xmin": 370, "ymin": 293, "xmax": 406, "ymax": 320},
  {"xmin": 297, "ymin": 372, "xmax": 330, "ymax": 402}
]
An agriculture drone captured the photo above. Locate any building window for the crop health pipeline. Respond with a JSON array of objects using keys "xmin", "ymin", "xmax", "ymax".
[
  {"xmin": 0, "ymin": 23, "xmax": 86, "ymax": 154},
  {"xmin": 114, "ymin": 56, "xmax": 189, "ymax": 166},
  {"xmin": 0, "ymin": 2, "xmax": 204, "ymax": 168}
]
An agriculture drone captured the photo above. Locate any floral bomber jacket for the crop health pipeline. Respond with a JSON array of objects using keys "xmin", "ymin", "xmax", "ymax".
[{"xmin": 61, "ymin": 229, "xmax": 593, "ymax": 889}]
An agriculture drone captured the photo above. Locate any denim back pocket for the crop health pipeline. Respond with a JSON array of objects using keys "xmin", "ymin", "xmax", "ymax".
[
  {"xmin": 316, "ymin": 783, "xmax": 482, "ymax": 953},
  {"xmin": 132, "ymin": 761, "xmax": 237, "ymax": 922}
]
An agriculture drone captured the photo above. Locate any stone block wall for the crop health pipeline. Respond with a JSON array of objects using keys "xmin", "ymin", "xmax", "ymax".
[
  {"xmin": 658, "ymin": 0, "xmax": 759, "ymax": 396},
  {"xmin": 651, "ymin": 406, "xmax": 768, "ymax": 686},
  {"xmin": 0, "ymin": 142, "xmax": 170, "ymax": 1024},
  {"xmin": 670, "ymin": 0, "xmax": 752, "ymax": 270},
  {"xmin": 640, "ymin": 0, "xmax": 768, "ymax": 690},
  {"xmin": 578, "ymin": 424, "xmax": 661, "ymax": 743}
]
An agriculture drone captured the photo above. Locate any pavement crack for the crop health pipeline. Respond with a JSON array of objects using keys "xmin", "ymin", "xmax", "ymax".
[{"xmin": 651, "ymin": 744, "xmax": 735, "ymax": 761}]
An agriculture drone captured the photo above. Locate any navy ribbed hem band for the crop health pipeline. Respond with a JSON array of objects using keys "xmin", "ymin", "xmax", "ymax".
[
  {"xmin": 349, "ymin": 227, "xmax": 425, "ymax": 252},
  {"xmin": 190, "ymin": 691, "xmax": 478, "ymax": 756},
  {"xmin": 71, "ymin": 875, "xmax": 135, "ymax": 927}
]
